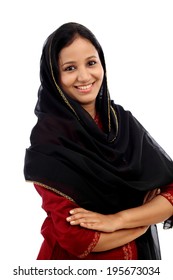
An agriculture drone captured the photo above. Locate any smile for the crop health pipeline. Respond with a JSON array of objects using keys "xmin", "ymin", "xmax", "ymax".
[{"xmin": 75, "ymin": 83, "xmax": 94, "ymax": 90}]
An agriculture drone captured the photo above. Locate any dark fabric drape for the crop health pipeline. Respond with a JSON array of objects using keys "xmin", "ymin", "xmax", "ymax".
[
  {"xmin": 24, "ymin": 100, "xmax": 173, "ymax": 214},
  {"xmin": 24, "ymin": 26, "xmax": 173, "ymax": 259},
  {"xmin": 136, "ymin": 225, "xmax": 162, "ymax": 260}
]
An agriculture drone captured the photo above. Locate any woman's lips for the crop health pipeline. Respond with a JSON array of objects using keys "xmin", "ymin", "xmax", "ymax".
[{"xmin": 75, "ymin": 83, "xmax": 94, "ymax": 93}]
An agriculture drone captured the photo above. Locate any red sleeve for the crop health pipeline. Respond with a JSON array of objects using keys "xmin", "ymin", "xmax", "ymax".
[
  {"xmin": 160, "ymin": 182, "xmax": 173, "ymax": 228},
  {"xmin": 34, "ymin": 184, "xmax": 100, "ymax": 258},
  {"xmin": 160, "ymin": 182, "xmax": 173, "ymax": 206}
]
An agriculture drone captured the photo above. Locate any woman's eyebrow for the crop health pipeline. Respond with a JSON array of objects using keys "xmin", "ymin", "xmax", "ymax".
[{"xmin": 61, "ymin": 55, "xmax": 98, "ymax": 67}]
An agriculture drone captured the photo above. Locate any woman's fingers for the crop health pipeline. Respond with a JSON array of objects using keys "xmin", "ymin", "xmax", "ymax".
[
  {"xmin": 80, "ymin": 222, "xmax": 98, "ymax": 230},
  {"xmin": 69, "ymin": 208, "xmax": 90, "ymax": 214},
  {"xmin": 66, "ymin": 209, "xmax": 118, "ymax": 232},
  {"xmin": 66, "ymin": 212, "xmax": 98, "ymax": 224},
  {"xmin": 67, "ymin": 208, "xmax": 97, "ymax": 222},
  {"xmin": 66, "ymin": 208, "xmax": 105, "ymax": 229}
]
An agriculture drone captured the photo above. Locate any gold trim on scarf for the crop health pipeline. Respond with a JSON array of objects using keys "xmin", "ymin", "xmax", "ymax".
[
  {"xmin": 111, "ymin": 106, "xmax": 119, "ymax": 133},
  {"xmin": 26, "ymin": 180, "xmax": 75, "ymax": 203},
  {"xmin": 105, "ymin": 74, "xmax": 111, "ymax": 133},
  {"xmin": 48, "ymin": 40, "xmax": 80, "ymax": 120},
  {"xmin": 109, "ymin": 106, "xmax": 119, "ymax": 142}
]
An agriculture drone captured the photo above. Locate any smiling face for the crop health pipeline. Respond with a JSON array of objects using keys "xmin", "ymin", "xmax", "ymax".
[{"xmin": 58, "ymin": 36, "xmax": 104, "ymax": 117}]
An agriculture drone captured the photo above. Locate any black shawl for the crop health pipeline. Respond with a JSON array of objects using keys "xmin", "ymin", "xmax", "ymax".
[{"xmin": 24, "ymin": 27, "xmax": 173, "ymax": 259}]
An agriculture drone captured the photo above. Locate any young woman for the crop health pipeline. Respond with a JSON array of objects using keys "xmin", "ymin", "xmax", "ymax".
[{"xmin": 24, "ymin": 22, "xmax": 173, "ymax": 260}]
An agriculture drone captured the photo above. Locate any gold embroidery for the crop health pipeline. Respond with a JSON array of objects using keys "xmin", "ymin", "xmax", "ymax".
[
  {"xmin": 123, "ymin": 243, "xmax": 133, "ymax": 260},
  {"xmin": 107, "ymin": 79, "xmax": 111, "ymax": 132},
  {"xmin": 78, "ymin": 232, "xmax": 100, "ymax": 259},
  {"xmin": 109, "ymin": 106, "xmax": 119, "ymax": 142},
  {"xmin": 48, "ymin": 40, "xmax": 80, "ymax": 120},
  {"xmin": 26, "ymin": 180, "xmax": 75, "ymax": 203},
  {"xmin": 161, "ymin": 192, "xmax": 173, "ymax": 205}
]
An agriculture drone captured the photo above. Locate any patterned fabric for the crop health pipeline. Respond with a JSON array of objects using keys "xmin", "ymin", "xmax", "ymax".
[{"xmin": 160, "ymin": 183, "xmax": 173, "ymax": 206}]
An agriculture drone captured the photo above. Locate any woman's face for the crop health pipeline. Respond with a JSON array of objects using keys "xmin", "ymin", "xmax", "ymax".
[{"xmin": 58, "ymin": 36, "xmax": 104, "ymax": 116}]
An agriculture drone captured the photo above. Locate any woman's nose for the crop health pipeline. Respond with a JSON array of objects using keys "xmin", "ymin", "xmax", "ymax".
[{"xmin": 77, "ymin": 67, "xmax": 90, "ymax": 82}]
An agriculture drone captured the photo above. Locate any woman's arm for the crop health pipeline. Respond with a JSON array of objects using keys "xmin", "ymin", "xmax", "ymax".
[
  {"xmin": 93, "ymin": 226, "xmax": 148, "ymax": 252},
  {"xmin": 118, "ymin": 194, "xmax": 173, "ymax": 229},
  {"xmin": 35, "ymin": 184, "xmax": 148, "ymax": 255},
  {"xmin": 67, "ymin": 194, "xmax": 173, "ymax": 232}
]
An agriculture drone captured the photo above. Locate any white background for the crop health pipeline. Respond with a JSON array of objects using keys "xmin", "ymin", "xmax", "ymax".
[{"xmin": 0, "ymin": 0, "xmax": 172, "ymax": 271}]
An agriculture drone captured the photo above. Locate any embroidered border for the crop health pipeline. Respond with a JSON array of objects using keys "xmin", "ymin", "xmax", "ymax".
[
  {"xmin": 48, "ymin": 39, "xmax": 80, "ymax": 120},
  {"xmin": 160, "ymin": 192, "xmax": 173, "ymax": 206},
  {"xmin": 78, "ymin": 232, "xmax": 100, "ymax": 259},
  {"xmin": 122, "ymin": 243, "xmax": 133, "ymax": 260},
  {"xmin": 27, "ymin": 180, "xmax": 75, "ymax": 203}
]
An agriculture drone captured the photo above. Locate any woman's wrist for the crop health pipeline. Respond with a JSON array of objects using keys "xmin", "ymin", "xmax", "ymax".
[
  {"xmin": 114, "ymin": 195, "xmax": 173, "ymax": 230},
  {"xmin": 111, "ymin": 211, "xmax": 126, "ymax": 231}
]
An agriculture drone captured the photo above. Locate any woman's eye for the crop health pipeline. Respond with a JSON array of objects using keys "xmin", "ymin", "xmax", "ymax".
[
  {"xmin": 65, "ymin": 66, "xmax": 75, "ymax": 71},
  {"xmin": 88, "ymin": 61, "xmax": 96, "ymax": 66}
]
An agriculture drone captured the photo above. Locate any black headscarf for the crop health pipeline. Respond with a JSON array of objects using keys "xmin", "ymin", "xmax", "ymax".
[{"xmin": 24, "ymin": 23, "xmax": 173, "ymax": 259}]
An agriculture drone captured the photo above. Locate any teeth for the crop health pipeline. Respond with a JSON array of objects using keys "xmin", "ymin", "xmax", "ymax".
[{"xmin": 77, "ymin": 84, "xmax": 92, "ymax": 90}]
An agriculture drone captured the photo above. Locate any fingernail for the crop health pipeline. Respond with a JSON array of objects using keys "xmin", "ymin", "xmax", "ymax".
[
  {"xmin": 66, "ymin": 217, "xmax": 71, "ymax": 221},
  {"xmin": 70, "ymin": 210, "xmax": 74, "ymax": 214}
]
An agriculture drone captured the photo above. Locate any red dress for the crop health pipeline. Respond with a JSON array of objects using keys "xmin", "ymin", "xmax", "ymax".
[{"xmin": 34, "ymin": 183, "xmax": 173, "ymax": 260}]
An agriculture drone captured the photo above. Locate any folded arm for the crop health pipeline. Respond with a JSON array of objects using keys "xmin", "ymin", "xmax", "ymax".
[
  {"xmin": 67, "ymin": 185, "xmax": 173, "ymax": 232},
  {"xmin": 92, "ymin": 226, "xmax": 148, "ymax": 252},
  {"xmin": 35, "ymin": 184, "xmax": 150, "ymax": 254},
  {"xmin": 119, "ymin": 194, "xmax": 173, "ymax": 229}
]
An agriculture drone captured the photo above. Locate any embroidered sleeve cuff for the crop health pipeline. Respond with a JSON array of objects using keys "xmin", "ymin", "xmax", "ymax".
[
  {"xmin": 78, "ymin": 232, "xmax": 100, "ymax": 259},
  {"xmin": 160, "ymin": 192, "xmax": 173, "ymax": 206}
]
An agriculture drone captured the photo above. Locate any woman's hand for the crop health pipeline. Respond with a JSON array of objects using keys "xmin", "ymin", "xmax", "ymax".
[{"xmin": 66, "ymin": 208, "xmax": 123, "ymax": 232}]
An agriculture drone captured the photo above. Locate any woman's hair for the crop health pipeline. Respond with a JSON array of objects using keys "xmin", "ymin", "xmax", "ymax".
[{"xmin": 51, "ymin": 22, "xmax": 106, "ymax": 75}]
